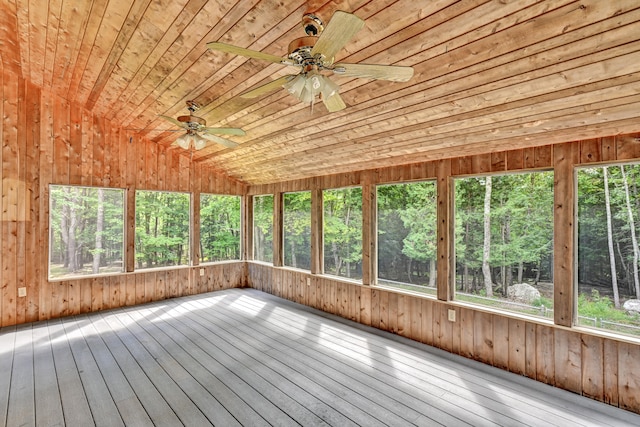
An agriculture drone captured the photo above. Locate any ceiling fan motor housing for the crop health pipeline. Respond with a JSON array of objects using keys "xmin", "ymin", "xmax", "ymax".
[{"xmin": 302, "ymin": 14, "xmax": 323, "ymax": 35}]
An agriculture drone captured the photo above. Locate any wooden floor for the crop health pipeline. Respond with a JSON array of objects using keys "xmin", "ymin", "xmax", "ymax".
[{"xmin": 1, "ymin": 289, "xmax": 639, "ymax": 427}]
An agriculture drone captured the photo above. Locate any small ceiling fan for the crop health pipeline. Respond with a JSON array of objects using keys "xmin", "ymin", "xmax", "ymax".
[
  {"xmin": 159, "ymin": 101, "xmax": 245, "ymax": 150},
  {"xmin": 207, "ymin": 11, "xmax": 414, "ymax": 112}
]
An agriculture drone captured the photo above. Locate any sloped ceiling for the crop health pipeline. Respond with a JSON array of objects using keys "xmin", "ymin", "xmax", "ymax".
[{"xmin": 2, "ymin": 0, "xmax": 640, "ymax": 184}]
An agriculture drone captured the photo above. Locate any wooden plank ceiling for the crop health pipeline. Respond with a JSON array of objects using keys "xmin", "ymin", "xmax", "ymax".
[{"xmin": 2, "ymin": 0, "xmax": 640, "ymax": 184}]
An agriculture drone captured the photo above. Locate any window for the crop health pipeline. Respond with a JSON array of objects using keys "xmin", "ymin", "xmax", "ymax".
[
  {"xmin": 253, "ymin": 194, "xmax": 273, "ymax": 263},
  {"xmin": 200, "ymin": 194, "xmax": 241, "ymax": 262},
  {"xmin": 49, "ymin": 185, "xmax": 124, "ymax": 279},
  {"xmin": 454, "ymin": 172, "xmax": 554, "ymax": 317},
  {"xmin": 324, "ymin": 187, "xmax": 362, "ymax": 280},
  {"xmin": 135, "ymin": 190, "xmax": 190, "ymax": 269},
  {"xmin": 283, "ymin": 191, "xmax": 311, "ymax": 270},
  {"xmin": 577, "ymin": 164, "xmax": 640, "ymax": 337},
  {"xmin": 377, "ymin": 181, "xmax": 437, "ymax": 294}
]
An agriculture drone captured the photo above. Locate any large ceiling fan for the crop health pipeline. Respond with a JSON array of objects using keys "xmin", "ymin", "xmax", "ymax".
[
  {"xmin": 159, "ymin": 101, "xmax": 245, "ymax": 150},
  {"xmin": 207, "ymin": 11, "xmax": 414, "ymax": 112}
]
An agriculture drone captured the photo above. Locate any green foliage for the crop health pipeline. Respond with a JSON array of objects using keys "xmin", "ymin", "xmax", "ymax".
[
  {"xmin": 283, "ymin": 191, "xmax": 311, "ymax": 270},
  {"xmin": 200, "ymin": 194, "xmax": 241, "ymax": 262},
  {"xmin": 49, "ymin": 185, "xmax": 124, "ymax": 278},
  {"xmin": 135, "ymin": 190, "xmax": 190, "ymax": 268},
  {"xmin": 253, "ymin": 195, "xmax": 274, "ymax": 262},
  {"xmin": 577, "ymin": 290, "xmax": 631, "ymax": 322},
  {"xmin": 324, "ymin": 187, "xmax": 362, "ymax": 278}
]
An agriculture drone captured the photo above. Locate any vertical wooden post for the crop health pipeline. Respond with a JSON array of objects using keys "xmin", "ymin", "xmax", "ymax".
[
  {"xmin": 125, "ymin": 188, "xmax": 136, "ymax": 272},
  {"xmin": 437, "ymin": 159, "xmax": 453, "ymax": 301},
  {"xmin": 362, "ymin": 170, "xmax": 377, "ymax": 286},
  {"xmin": 311, "ymin": 183, "xmax": 323, "ymax": 274},
  {"xmin": 191, "ymin": 192, "xmax": 200, "ymax": 266},
  {"xmin": 244, "ymin": 194, "xmax": 254, "ymax": 261},
  {"xmin": 553, "ymin": 143, "xmax": 577, "ymax": 327},
  {"xmin": 272, "ymin": 191, "xmax": 283, "ymax": 267}
]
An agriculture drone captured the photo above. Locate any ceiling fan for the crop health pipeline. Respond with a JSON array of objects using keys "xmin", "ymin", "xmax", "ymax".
[
  {"xmin": 207, "ymin": 11, "xmax": 414, "ymax": 112},
  {"xmin": 158, "ymin": 101, "xmax": 245, "ymax": 150}
]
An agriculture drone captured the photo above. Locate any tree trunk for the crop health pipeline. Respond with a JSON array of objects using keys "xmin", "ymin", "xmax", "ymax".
[
  {"xmin": 67, "ymin": 188, "xmax": 79, "ymax": 273},
  {"xmin": 428, "ymin": 258, "xmax": 436, "ymax": 288},
  {"xmin": 603, "ymin": 167, "xmax": 621, "ymax": 308},
  {"xmin": 620, "ymin": 165, "xmax": 640, "ymax": 298},
  {"xmin": 517, "ymin": 261, "xmax": 524, "ymax": 283},
  {"xmin": 482, "ymin": 176, "xmax": 493, "ymax": 297},
  {"xmin": 92, "ymin": 188, "xmax": 105, "ymax": 274}
]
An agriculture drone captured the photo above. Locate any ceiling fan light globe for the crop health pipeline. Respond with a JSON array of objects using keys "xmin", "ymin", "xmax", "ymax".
[
  {"xmin": 284, "ymin": 74, "xmax": 305, "ymax": 96},
  {"xmin": 320, "ymin": 75, "xmax": 339, "ymax": 98},
  {"xmin": 193, "ymin": 134, "xmax": 208, "ymax": 150},
  {"xmin": 176, "ymin": 134, "xmax": 191, "ymax": 149}
]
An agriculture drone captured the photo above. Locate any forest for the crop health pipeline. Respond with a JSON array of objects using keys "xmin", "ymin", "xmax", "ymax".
[{"xmin": 50, "ymin": 163, "xmax": 640, "ymax": 336}]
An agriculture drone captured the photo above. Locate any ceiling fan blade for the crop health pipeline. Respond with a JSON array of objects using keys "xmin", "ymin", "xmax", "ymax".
[
  {"xmin": 159, "ymin": 115, "xmax": 189, "ymax": 129},
  {"xmin": 311, "ymin": 11, "xmax": 365, "ymax": 64},
  {"xmin": 202, "ymin": 127, "xmax": 246, "ymax": 136},
  {"xmin": 200, "ymin": 133, "xmax": 239, "ymax": 148},
  {"xmin": 207, "ymin": 42, "xmax": 288, "ymax": 64},
  {"xmin": 322, "ymin": 92, "xmax": 346, "ymax": 112},
  {"xmin": 332, "ymin": 62, "xmax": 414, "ymax": 82},
  {"xmin": 241, "ymin": 75, "xmax": 296, "ymax": 98}
]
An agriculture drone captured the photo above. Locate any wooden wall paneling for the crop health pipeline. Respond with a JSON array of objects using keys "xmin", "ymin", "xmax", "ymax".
[
  {"xmin": 38, "ymin": 91, "xmax": 54, "ymax": 321},
  {"xmin": 108, "ymin": 124, "xmax": 120, "ymax": 188},
  {"xmin": 360, "ymin": 285, "xmax": 371, "ymax": 326},
  {"xmin": 603, "ymin": 338, "xmax": 619, "ymax": 406},
  {"xmin": 580, "ymin": 139, "xmax": 602, "ymax": 164},
  {"xmin": 67, "ymin": 280, "xmax": 80, "ymax": 315},
  {"xmin": 439, "ymin": 303, "xmax": 453, "ymax": 353},
  {"xmin": 145, "ymin": 136, "xmax": 157, "ymax": 189},
  {"xmin": 350, "ymin": 285, "xmax": 360, "ymax": 322},
  {"xmin": 156, "ymin": 142, "xmax": 166, "ymax": 190},
  {"xmin": 92, "ymin": 115, "xmax": 105, "ymax": 186},
  {"xmin": 534, "ymin": 145, "xmax": 552, "ymax": 168},
  {"xmin": 600, "ymin": 136, "xmax": 616, "ymax": 162},
  {"xmin": 432, "ymin": 303, "xmax": 442, "ymax": 349},
  {"xmin": 135, "ymin": 272, "xmax": 145, "ymax": 305},
  {"xmin": 616, "ymin": 134, "xmax": 640, "ymax": 161},
  {"xmin": 436, "ymin": 159, "xmax": 452, "ymax": 301},
  {"xmin": 80, "ymin": 111, "xmax": 94, "ymax": 186},
  {"xmin": 492, "ymin": 315, "xmax": 509, "ymax": 370},
  {"xmin": 24, "ymin": 80, "xmax": 40, "ymax": 323},
  {"xmin": 15, "ymin": 77, "xmax": 27, "ymax": 325},
  {"xmin": 536, "ymin": 324, "xmax": 555, "ymax": 385},
  {"xmin": 553, "ymin": 328, "xmax": 582, "ymax": 394},
  {"xmin": 553, "ymin": 142, "xmax": 578, "ymax": 326},
  {"xmin": 420, "ymin": 298, "xmax": 434, "ymax": 346},
  {"xmin": 2, "ymin": 73, "xmax": 19, "ymax": 327},
  {"xmin": 370, "ymin": 288, "xmax": 380, "ymax": 329},
  {"xmin": 471, "ymin": 152, "xmax": 491, "ymax": 174},
  {"xmin": 90, "ymin": 277, "xmax": 103, "ymax": 313},
  {"xmin": 180, "ymin": 266, "xmax": 191, "ymax": 295},
  {"xmin": 581, "ymin": 334, "xmax": 604, "ymax": 402},
  {"xmin": 144, "ymin": 271, "xmax": 156, "ymax": 303},
  {"xmin": 101, "ymin": 118, "xmax": 113, "ymax": 186},
  {"xmin": 135, "ymin": 137, "xmax": 146, "ymax": 189},
  {"xmin": 179, "ymin": 153, "xmax": 189, "ymax": 192},
  {"xmin": 490, "ymin": 151, "xmax": 506, "ymax": 172},
  {"xmin": 618, "ymin": 341, "xmax": 640, "ymax": 412},
  {"xmin": 378, "ymin": 289, "xmax": 389, "ymax": 331},
  {"xmin": 388, "ymin": 292, "xmax": 398, "ymax": 334},
  {"xmin": 52, "ymin": 95, "xmax": 69, "ymax": 184},
  {"xmin": 523, "ymin": 147, "xmax": 536, "ymax": 169},
  {"xmin": 68, "ymin": 100, "xmax": 82, "ymax": 187},
  {"xmin": 473, "ymin": 311, "xmax": 493, "ymax": 364},
  {"xmin": 459, "ymin": 306, "xmax": 474, "ymax": 358},
  {"xmin": 506, "ymin": 148, "xmax": 523, "ymax": 171},
  {"xmin": 408, "ymin": 295, "xmax": 421, "ymax": 342},
  {"xmin": 396, "ymin": 294, "xmax": 407, "ymax": 337},
  {"xmin": 125, "ymin": 274, "xmax": 136, "ymax": 306},
  {"xmin": 507, "ymin": 318, "xmax": 526, "ymax": 375}
]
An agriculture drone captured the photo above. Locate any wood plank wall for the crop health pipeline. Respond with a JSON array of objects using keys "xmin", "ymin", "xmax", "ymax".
[
  {"xmin": 0, "ymin": 70, "xmax": 246, "ymax": 327},
  {"xmin": 247, "ymin": 136, "xmax": 640, "ymax": 414}
]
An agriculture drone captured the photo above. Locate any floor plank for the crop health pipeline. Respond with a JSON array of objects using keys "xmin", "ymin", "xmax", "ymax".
[{"xmin": 1, "ymin": 288, "xmax": 639, "ymax": 427}]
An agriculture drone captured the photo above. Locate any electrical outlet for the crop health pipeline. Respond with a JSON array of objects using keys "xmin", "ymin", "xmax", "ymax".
[
  {"xmin": 448, "ymin": 309, "xmax": 456, "ymax": 322},
  {"xmin": 199, "ymin": 268, "xmax": 205, "ymax": 277},
  {"xmin": 18, "ymin": 287, "xmax": 27, "ymax": 297},
  {"xmin": 306, "ymin": 277, "xmax": 311, "ymax": 286}
]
